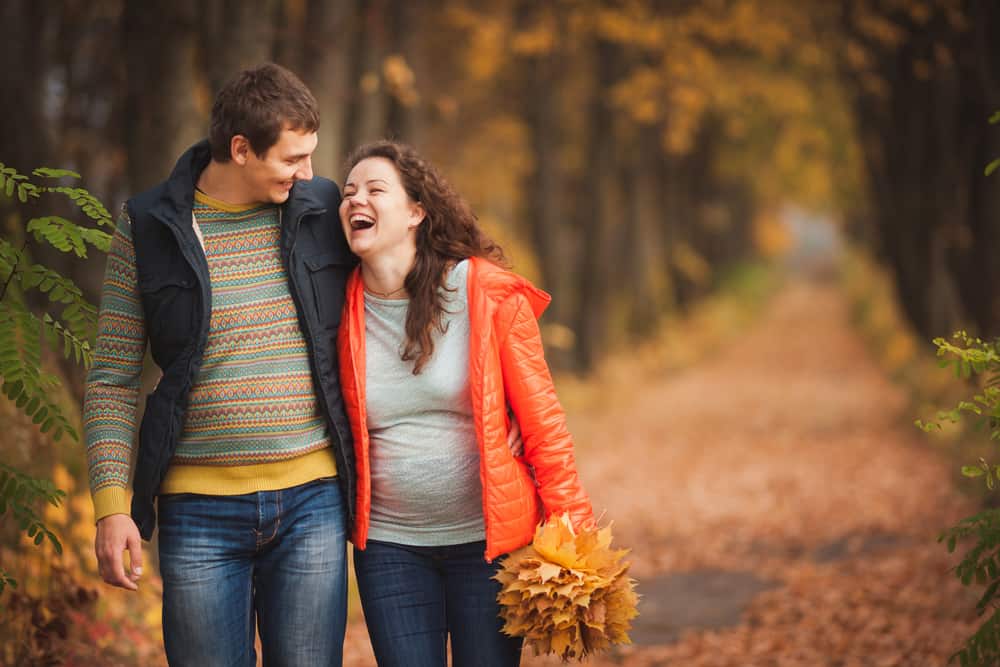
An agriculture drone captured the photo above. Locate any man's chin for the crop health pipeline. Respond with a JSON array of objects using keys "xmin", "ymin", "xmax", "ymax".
[{"xmin": 269, "ymin": 189, "xmax": 292, "ymax": 204}]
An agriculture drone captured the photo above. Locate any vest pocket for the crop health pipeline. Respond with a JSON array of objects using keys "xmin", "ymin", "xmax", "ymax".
[
  {"xmin": 305, "ymin": 253, "xmax": 349, "ymax": 328},
  {"xmin": 138, "ymin": 275, "xmax": 198, "ymax": 358}
]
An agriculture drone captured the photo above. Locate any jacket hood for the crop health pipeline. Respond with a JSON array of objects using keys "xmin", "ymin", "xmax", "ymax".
[{"xmin": 468, "ymin": 257, "xmax": 551, "ymax": 319}]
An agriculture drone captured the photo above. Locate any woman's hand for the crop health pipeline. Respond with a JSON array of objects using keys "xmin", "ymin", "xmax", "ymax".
[{"xmin": 507, "ymin": 409, "xmax": 524, "ymax": 457}]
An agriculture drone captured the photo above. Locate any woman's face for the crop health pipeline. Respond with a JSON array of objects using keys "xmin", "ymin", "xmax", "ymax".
[{"xmin": 339, "ymin": 157, "xmax": 424, "ymax": 260}]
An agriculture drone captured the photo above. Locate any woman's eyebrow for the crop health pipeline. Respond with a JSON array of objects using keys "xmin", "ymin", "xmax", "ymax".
[{"xmin": 344, "ymin": 177, "xmax": 390, "ymax": 190}]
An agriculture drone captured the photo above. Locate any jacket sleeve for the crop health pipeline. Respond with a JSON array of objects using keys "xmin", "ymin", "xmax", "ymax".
[{"xmin": 496, "ymin": 291, "xmax": 595, "ymax": 530}]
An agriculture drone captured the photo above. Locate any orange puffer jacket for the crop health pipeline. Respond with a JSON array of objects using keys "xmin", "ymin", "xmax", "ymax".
[{"xmin": 338, "ymin": 257, "xmax": 594, "ymax": 561}]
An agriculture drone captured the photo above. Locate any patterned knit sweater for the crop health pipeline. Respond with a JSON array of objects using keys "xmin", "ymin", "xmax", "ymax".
[{"xmin": 84, "ymin": 191, "xmax": 336, "ymax": 521}]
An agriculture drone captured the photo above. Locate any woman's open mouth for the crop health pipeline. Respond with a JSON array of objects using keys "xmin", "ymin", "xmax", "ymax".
[{"xmin": 350, "ymin": 214, "xmax": 375, "ymax": 230}]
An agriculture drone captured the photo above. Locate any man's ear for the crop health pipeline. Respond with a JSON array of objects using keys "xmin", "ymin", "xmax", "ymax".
[{"xmin": 231, "ymin": 135, "xmax": 251, "ymax": 165}]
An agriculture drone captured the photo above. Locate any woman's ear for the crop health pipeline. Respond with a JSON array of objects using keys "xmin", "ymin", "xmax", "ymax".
[{"xmin": 409, "ymin": 202, "xmax": 426, "ymax": 229}]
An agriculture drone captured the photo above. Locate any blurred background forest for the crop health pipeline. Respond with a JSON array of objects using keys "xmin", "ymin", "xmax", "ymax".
[{"xmin": 1, "ymin": 0, "xmax": 999, "ymax": 664}]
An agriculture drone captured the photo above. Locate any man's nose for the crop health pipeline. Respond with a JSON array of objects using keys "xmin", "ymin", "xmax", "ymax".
[{"xmin": 296, "ymin": 157, "xmax": 313, "ymax": 181}]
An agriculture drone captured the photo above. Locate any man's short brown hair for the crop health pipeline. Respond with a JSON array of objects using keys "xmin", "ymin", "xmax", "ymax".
[{"xmin": 209, "ymin": 63, "xmax": 320, "ymax": 162}]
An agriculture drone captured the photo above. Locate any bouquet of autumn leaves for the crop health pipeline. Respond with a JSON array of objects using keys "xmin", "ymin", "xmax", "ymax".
[{"xmin": 494, "ymin": 513, "xmax": 639, "ymax": 660}]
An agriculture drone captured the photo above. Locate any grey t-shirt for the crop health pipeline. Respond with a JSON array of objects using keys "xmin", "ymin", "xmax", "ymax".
[{"xmin": 364, "ymin": 260, "xmax": 485, "ymax": 546}]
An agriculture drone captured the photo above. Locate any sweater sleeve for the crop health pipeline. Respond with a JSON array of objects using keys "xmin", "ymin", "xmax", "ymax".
[
  {"xmin": 496, "ymin": 291, "xmax": 595, "ymax": 530},
  {"xmin": 83, "ymin": 211, "xmax": 147, "ymax": 521}
]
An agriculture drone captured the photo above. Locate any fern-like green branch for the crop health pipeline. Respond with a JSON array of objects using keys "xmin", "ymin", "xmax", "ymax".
[
  {"xmin": 0, "ymin": 160, "xmax": 109, "ymax": 600},
  {"xmin": 0, "ymin": 462, "xmax": 65, "ymax": 556}
]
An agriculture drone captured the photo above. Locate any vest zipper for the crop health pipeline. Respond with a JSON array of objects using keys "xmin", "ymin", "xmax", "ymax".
[{"xmin": 285, "ymin": 207, "xmax": 336, "ymax": 432}]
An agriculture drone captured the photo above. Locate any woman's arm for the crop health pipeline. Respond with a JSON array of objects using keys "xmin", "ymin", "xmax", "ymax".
[{"xmin": 496, "ymin": 291, "xmax": 595, "ymax": 529}]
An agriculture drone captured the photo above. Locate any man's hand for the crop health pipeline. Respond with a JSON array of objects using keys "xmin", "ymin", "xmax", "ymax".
[
  {"xmin": 507, "ymin": 410, "xmax": 524, "ymax": 457},
  {"xmin": 95, "ymin": 514, "xmax": 143, "ymax": 591}
]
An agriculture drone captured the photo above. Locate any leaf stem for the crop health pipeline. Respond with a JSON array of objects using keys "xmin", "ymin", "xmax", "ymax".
[{"xmin": 0, "ymin": 238, "xmax": 28, "ymax": 302}]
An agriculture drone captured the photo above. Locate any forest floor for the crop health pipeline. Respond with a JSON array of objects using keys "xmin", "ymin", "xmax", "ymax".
[{"xmin": 341, "ymin": 272, "xmax": 980, "ymax": 666}]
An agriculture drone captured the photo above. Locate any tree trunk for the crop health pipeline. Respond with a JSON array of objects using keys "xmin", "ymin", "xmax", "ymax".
[
  {"xmin": 298, "ymin": 0, "xmax": 358, "ymax": 180},
  {"xmin": 384, "ymin": 0, "xmax": 423, "ymax": 143},
  {"xmin": 0, "ymin": 0, "xmax": 53, "ymax": 173},
  {"xmin": 946, "ymin": 0, "xmax": 1000, "ymax": 335},
  {"xmin": 344, "ymin": 0, "xmax": 389, "ymax": 147},
  {"xmin": 623, "ymin": 124, "xmax": 669, "ymax": 338},
  {"xmin": 202, "ymin": 0, "xmax": 278, "ymax": 96},
  {"xmin": 573, "ymin": 37, "xmax": 619, "ymax": 372},
  {"xmin": 123, "ymin": 0, "xmax": 205, "ymax": 192}
]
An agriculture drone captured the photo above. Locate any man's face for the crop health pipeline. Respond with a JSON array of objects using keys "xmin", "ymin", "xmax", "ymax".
[{"xmin": 241, "ymin": 127, "xmax": 317, "ymax": 204}]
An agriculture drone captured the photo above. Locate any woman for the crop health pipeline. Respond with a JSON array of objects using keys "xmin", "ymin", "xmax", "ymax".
[{"xmin": 337, "ymin": 140, "xmax": 594, "ymax": 667}]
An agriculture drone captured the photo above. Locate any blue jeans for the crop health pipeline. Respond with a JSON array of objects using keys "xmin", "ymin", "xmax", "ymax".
[
  {"xmin": 353, "ymin": 539, "xmax": 522, "ymax": 667},
  {"xmin": 157, "ymin": 477, "xmax": 348, "ymax": 666}
]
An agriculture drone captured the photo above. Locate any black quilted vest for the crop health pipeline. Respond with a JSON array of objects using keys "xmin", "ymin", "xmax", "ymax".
[{"xmin": 125, "ymin": 140, "xmax": 356, "ymax": 539}]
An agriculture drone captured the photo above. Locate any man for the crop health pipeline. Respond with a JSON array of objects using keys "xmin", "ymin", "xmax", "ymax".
[{"xmin": 84, "ymin": 63, "xmax": 356, "ymax": 665}]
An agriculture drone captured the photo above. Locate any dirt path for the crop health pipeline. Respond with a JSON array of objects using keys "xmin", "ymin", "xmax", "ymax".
[{"xmin": 343, "ymin": 278, "xmax": 979, "ymax": 666}]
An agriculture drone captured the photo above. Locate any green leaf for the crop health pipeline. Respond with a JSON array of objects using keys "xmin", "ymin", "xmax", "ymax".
[
  {"xmin": 964, "ymin": 466, "xmax": 987, "ymax": 477},
  {"xmin": 31, "ymin": 407, "xmax": 48, "ymax": 425},
  {"xmin": 987, "ymin": 159, "xmax": 1000, "ymax": 177},
  {"xmin": 32, "ymin": 167, "xmax": 81, "ymax": 179},
  {"xmin": 990, "ymin": 110, "xmax": 1000, "ymax": 124}
]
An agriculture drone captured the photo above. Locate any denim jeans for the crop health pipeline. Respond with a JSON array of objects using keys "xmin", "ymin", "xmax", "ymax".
[
  {"xmin": 353, "ymin": 539, "xmax": 522, "ymax": 667},
  {"xmin": 157, "ymin": 477, "xmax": 348, "ymax": 667}
]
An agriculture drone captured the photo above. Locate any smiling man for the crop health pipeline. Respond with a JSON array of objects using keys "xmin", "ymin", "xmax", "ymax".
[{"xmin": 83, "ymin": 63, "xmax": 356, "ymax": 666}]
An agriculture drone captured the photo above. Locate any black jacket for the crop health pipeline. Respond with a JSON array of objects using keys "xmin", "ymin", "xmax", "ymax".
[{"xmin": 126, "ymin": 140, "xmax": 356, "ymax": 539}]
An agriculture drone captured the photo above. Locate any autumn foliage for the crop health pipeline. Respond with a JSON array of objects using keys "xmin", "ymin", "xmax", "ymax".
[{"xmin": 495, "ymin": 514, "xmax": 639, "ymax": 661}]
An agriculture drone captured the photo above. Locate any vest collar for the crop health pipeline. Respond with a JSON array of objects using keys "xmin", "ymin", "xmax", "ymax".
[
  {"xmin": 151, "ymin": 140, "xmax": 212, "ymax": 225},
  {"xmin": 151, "ymin": 139, "xmax": 327, "ymax": 228}
]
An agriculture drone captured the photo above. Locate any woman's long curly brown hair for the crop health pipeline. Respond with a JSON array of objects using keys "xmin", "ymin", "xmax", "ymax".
[{"xmin": 343, "ymin": 140, "xmax": 507, "ymax": 374}]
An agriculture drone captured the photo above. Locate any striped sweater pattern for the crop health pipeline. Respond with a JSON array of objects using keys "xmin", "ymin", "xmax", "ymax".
[{"xmin": 84, "ymin": 194, "xmax": 332, "ymax": 514}]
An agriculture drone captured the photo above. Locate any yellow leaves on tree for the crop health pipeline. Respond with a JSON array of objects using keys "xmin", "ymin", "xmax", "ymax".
[
  {"xmin": 494, "ymin": 513, "xmax": 639, "ymax": 661},
  {"xmin": 444, "ymin": 6, "xmax": 508, "ymax": 82},
  {"xmin": 383, "ymin": 55, "xmax": 418, "ymax": 107}
]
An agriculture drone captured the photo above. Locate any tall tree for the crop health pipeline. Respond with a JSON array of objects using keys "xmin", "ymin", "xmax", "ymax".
[{"xmin": 122, "ymin": 0, "xmax": 204, "ymax": 192}]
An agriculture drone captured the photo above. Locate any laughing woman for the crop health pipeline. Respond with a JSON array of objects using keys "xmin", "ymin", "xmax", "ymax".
[{"xmin": 336, "ymin": 140, "xmax": 594, "ymax": 667}]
